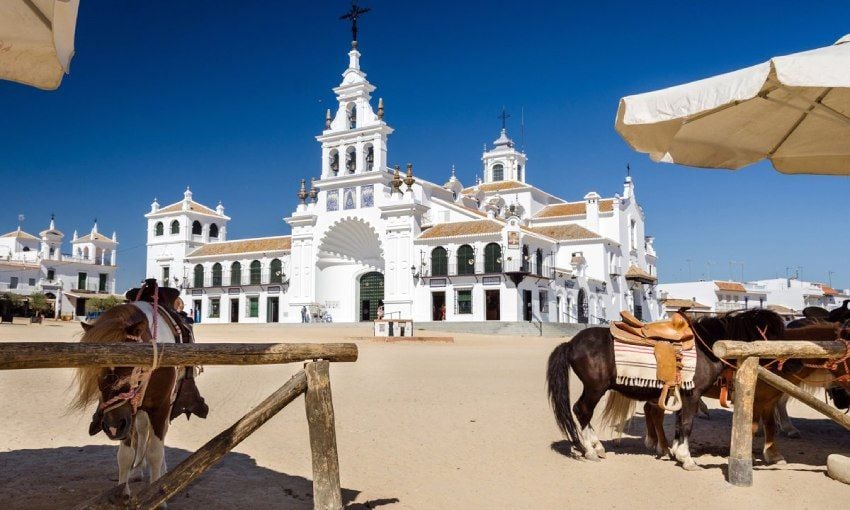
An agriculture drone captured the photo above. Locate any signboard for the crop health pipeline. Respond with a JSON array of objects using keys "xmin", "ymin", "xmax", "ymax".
[
  {"xmin": 483, "ymin": 276, "xmax": 501, "ymax": 285},
  {"xmin": 507, "ymin": 231, "xmax": 519, "ymax": 248},
  {"xmin": 430, "ymin": 278, "xmax": 447, "ymax": 288}
]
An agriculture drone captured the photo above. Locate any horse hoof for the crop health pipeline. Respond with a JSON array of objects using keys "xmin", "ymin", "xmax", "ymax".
[
  {"xmin": 595, "ymin": 449, "xmax": 607, "ymax": 459},
  {"xmin": 765, "ymin": 455, "xmax": 787, "ymax": 466},
  {"xmin": 584, "ymin": 451, "xmax": 602, "ymax": 462},
  {"xmin": 682, "ymin": 461, "xmax": 703, "ymax": 471},
  {"xmin": 784, "ymin": 430, "xmax": 802, "ymax": 439}
]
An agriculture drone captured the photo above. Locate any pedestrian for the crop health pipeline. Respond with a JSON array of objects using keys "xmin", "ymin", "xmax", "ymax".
[{"xmin": 301, "ymin": 305, "xmax": 307, "ymax": 323}]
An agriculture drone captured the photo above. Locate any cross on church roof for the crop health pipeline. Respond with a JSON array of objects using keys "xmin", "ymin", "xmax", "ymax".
[
  {"xmin": 340, "ymin": 2, "xmax": 371, "ymax": 44},
  {"xmin": 498, "ymin": 107, "xmax": 510, "ymax": 130}
]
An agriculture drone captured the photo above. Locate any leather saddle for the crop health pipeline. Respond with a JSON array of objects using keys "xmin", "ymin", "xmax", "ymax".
[
  {"xmin": 611, "ymin": 310, "xmax": 694, "ymax": 348},
  {"xmin": 610, "ymin": 311, "xmax": 696, "ymax": 412}
]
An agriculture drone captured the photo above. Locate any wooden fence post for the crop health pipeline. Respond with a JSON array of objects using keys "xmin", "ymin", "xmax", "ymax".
[
  {"xmin": 305, "ymin": 360, "xmax": 343, "ymax": 510},
  {"xmin": 728, "ymin": 356, "xmax": 759, "ymax": 487}
]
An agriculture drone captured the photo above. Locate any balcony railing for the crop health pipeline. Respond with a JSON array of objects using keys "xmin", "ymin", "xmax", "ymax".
[
  {"xmin": 421, "ymin": 258, "xmax": 555, "ymax": 279},
  {"xmin": 187, "ymin": 269, "xmax": 288, "ymax": 289},
  {"xmin": 71, "ymin": 281, "xmax": 113, "ymax": 294}
]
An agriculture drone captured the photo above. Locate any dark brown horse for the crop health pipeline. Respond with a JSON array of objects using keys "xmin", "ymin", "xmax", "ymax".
[
  {"xmin": 546, "ymin": 309, "xmax": 784, "ymax": 470},
  {"xmin": 71, "ymin": 302, "xmax": 179, "ymax": 505}
]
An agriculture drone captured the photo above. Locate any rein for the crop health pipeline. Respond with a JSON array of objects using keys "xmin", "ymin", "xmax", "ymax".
[{"xmin": 99, "ymin": 282, "xmax": 163, "ymax": 415}]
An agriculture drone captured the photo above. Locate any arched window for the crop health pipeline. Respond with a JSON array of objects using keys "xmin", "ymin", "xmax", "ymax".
[
  {"xmin": 154, "ymin": 222, "xmax": 164, "ymax": 236},
  {"xmin": 193, "ymin": 264, "xmax": 204, "ymax": 288},
  {"xmin": 345, "ymin": 147, "xmax": 356, "ymax": 174},
  {"xmin": 347, "ymin": 102, "xmax": 357, "ymax": 129},
  {"xmin": 457, "ymin": 244, "xmax": 475, "ymax": 275},
  {"xmin": 192, "ymin": 220, "xmax": 202, "ymax": 235},
  {"xmin": 521, "ymin": 245, "xmax": 529, "ymax": 272},
  {"xmin": 212, "ymin": 263, "xmax": 222, "ymax": 286},
  {"xmin": 431, "ymin": 247, "xmax": 447, "ymax": 277},
  {"xmin": 249, "ymin": 260, "xmax": 261, "ymax": 284},
  {"xmin": 364, "ymin": 144, "xmax": 374, "ymax": 171},
  {"xmin": 535, "ymin": 248, "xmax": 544, "ymax": 276},
  {"xmin": 83, "ymin": 247, "xmax": 90, "ymax": 259},
  {"xmin": 484, "ymin": 243, "xmax": 502, "ymax": 273},
  {"xmin": 22, "ymin": 246, "xmax": 30, "ymax": 252},
  {"xmin": 230, "ymin": 261, "xmax": 242, "ymax": 286},
  {"xmin": 170, "ymin": 220, "xmax": 180, "ymax": 234},
  {"xmin": 270, "ymin": 259, "xmax": 283, "ymax": 283},
  {"xmin": 492, "ymin": 164, "xmax": 504, "ymax": 182},
  {"xmin": 209, "ymin": 223, "xmax": 219, "ymax": 238},
  {"xmin": 329, "ymin": 150, "xmax": 339, "ymax": 176},
  {"xmin": 517, "ymin": 164, "xmax": 523, "ymax": 182}
]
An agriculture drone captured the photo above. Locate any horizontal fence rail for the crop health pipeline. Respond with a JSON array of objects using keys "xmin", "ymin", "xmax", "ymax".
[
  {"xmin": 713, "ymin": 340, "xmax": 849, "ymax": 359},
  {"xmin": 0, "ymin": 342, "xmax": 358, "ymax": 370}
]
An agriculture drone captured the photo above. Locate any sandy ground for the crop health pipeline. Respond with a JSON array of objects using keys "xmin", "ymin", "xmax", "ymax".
[{"xmin": 0, "ymin": 321, "xmax": 848, "ymax": 510}]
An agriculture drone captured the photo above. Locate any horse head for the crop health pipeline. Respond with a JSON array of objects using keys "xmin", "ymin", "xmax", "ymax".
[{"xmin": 73, "ymin": 304, "xmax": 153, "ymax": 441}]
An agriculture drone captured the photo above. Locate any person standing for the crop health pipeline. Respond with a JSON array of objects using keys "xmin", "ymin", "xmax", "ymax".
[{"xmin": 301, "ymin": 305, "xmax": 307, "ymax": 323}]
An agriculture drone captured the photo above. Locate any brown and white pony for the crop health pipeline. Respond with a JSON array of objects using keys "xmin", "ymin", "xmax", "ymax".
[{"xmin": 71, "ymin": 302, "xmax": 178, "ymax": 505}]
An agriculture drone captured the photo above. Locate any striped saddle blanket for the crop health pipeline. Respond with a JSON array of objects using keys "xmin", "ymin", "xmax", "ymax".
[{"xmin": 613, "ymin": 340, "xmax": 697, "ymax": 390}]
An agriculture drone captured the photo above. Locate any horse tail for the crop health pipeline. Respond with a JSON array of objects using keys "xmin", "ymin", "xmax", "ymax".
[
  {"xmin": 546, "ymin": 341, "xmax": 586, "ymax": 455},
  {"xmin": 599, "ymin": 390, "xmax": 636, "ymax": 438}
]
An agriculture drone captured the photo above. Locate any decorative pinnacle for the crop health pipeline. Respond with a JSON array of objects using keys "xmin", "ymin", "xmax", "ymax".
[
  {"xmin": 403, "ymin": 163, "xmax": 416, "ymax": 191},
  {"xmin": 325, "ymin": 109, "xmax": 332, "ymax": 129},
  {"xmin": 391, "ymin": 165, "xmax": 403, "ymax": 193},
  {"xmin": 377, "ymin": 97, "xmax": 384, "ymax": 120},
  {"xmin": 309, "ymin": 177, "xmax": 318, "ymax": 202},
  {"xmin": 297, "ymin": 179, "xmax": 308, "ymax": 204}
]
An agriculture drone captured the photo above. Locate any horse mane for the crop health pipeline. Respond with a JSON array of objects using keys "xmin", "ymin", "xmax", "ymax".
[
  {"xmin": 691, "ymin": 309, "xmax": 786, "ymax": 349},
  {"xmin": 70, "ymin": 304, "xmax": 148, "ymax": 411}
]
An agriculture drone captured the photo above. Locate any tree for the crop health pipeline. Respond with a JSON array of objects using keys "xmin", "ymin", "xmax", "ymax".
[
  {"xmin": 28, "ymin": 292, "xmax": 51, "ymax": 317},
  {"xmin": 86, "ymin": 295, "xmax": 124, "ymax": 313}
]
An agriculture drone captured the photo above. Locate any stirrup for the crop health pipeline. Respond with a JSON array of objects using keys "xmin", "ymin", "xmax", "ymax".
[{"xmin": 659, "ymin": 384, "xmax": 682, "ymax": 413}]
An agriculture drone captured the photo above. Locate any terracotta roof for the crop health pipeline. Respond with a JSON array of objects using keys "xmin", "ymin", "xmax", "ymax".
[
  {"xmin": 526, "ymin": 224, "xmax": 600, "ymax": 241},
  {"xmin": 186, "ymin": 236, "xmax": 292, "ymax": 257},
  {"xmin": 75, "ymin": 232, "xmax": 114, "ymax": 243},
  {"xmin": 461, "ymin": 180, "xmax": 526, "ymax": 194},
  {"xmin": 625, "ymin": 265, "xmax": 657, "ymax": 282},
  {"xmin": 715, "ymin": 281, "xmax": 746, "ymax": 293},
  {"xmin": 662, "ymin": 298, "xmax": 710, "ymax": 310},
  {"xmin": 158, "ymin": 200, "xmax": 219, "ymax": 216},
  {"xmin": 418, "ymin": 220, "xmax": 503, "ymax": 239},
  {"xmin": 819, "ymin": 284, "xmax": 841, "ymax": 296},
  {"xmin": 535, "ymin": 199, "xmax": 615, "ymax": 218},
  {"xmin": 1, "ymin": 229, "xmax": 38, "ymax": 241}
]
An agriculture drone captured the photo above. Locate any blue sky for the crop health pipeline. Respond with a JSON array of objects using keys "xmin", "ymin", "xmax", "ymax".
[{"xmin": 2, "ymin": 1, "xmax": 849, "ymax": 291}]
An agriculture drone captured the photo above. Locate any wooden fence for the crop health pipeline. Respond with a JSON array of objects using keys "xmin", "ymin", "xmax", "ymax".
[
  {"xmin": 713, "ymin": 339, "xmax": 850, "ymax": 487},
  {"xmin": 0, "ymin": 342, "xmax": 358, "ymax": 510}
]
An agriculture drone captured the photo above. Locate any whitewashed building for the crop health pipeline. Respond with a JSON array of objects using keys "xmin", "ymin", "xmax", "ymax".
[
  {"xmin": 146, "ymin": 40, "xmax": 662, "ymax": 324},
  {"xmin": 658, "ymin": 278, "xmax": 849, "ymax": 317},
  {"xmin": 0, "ymin": 217, "xmax": 119, "ymax": 319}
]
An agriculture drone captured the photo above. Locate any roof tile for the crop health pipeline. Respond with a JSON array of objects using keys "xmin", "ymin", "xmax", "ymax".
[{"xmin": 187, "ymin": 236, "xmax": 291, "ymax": 257}]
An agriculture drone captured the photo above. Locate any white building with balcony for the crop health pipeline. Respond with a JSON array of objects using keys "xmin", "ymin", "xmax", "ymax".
[
  {"xmin": 145, "ymin": 39, "xmax": 662, "ymax": 324},
  {"xmin": 0, "ymin": 217, "xmax": 119, "ymax": 319}
]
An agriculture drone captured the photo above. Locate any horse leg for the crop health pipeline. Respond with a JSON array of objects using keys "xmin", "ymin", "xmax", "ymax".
[
  {"xmin": 573, "ymin": 386, "xmax": 607, "ymax": 461},
  {"xmin": 670, "ymin": 395, "xmax": 702, "ymax": 471},
  {"xmin": 117, "ymin": 439, "xmax": 135, "ymax": 503},
  {"xmin": 774, "ymin": 393, "xmax": 801, "ymax": 439},
  {"xmin": 761, "ymin": 403, "xmax": 786, "ymax": 465},
  {"xmin": 643, "ymin": 402, "xmax": 658, "ymax": 452},
  {"xmin": 645, "ymin": 403, "xmax": 669, "ymax": 458}
]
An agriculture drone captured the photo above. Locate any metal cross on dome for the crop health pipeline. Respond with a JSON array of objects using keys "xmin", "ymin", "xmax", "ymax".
[
  {"xmin": 498, "ymin": 107, "xmax": 510, "ymax": 130},
  {"xmin": 340, "ymin": 2, "xmax": 371, "ymax": 43}
]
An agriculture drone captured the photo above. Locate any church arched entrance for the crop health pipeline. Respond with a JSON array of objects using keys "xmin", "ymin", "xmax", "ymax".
[
  {"xmin": 577, "ymin": 289, "xmax": 588, "ymax": 324},
  {"xmin": 359, "ymin": 272, "xmax": 384, "ymax": 321}
]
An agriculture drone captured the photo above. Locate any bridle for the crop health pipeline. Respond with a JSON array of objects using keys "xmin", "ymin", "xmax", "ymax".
[{"xmin": 98, "ymin": 281, "xmax": 163, "ymax": 416}]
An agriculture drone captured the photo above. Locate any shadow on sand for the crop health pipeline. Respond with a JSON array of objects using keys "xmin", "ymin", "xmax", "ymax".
[
  {"xmin": 550, "ymin": 407, "xmax": 850, "ymax": 472},
  {"xmin": 0, "ymin": 445, "xmax": 399, "ymax": 510}
]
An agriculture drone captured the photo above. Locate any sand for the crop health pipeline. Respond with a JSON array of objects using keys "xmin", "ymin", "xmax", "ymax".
[{"xmin": 0, "ymin": 321, "xmax": 848, "ymax": 509}]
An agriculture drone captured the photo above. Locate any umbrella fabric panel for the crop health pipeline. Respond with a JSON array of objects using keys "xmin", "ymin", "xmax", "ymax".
[{"xmin": 0, "ymin": 0, "xmax": 79, "ymax": 90}]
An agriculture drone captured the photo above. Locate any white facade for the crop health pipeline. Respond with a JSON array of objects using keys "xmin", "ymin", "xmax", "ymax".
[
  {"xmin": 0, "ymin": 217, "xmax": 119, "ymax": 319},
  {"xmin": 658, "ymin": 278, "xmax": 848, "ymax": 316},
  {"xmin": 147, "ymin": 42, "xmax": 662, "ymax": 325}
]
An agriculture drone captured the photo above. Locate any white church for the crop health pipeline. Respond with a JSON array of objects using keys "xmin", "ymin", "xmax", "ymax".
[{"xmin": 145, "ymin": 40, "xmax": 661, "ymax": 325}]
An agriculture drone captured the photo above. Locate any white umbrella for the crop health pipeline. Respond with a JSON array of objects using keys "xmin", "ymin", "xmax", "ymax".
[
  {"xmin": 615, "ymin": 35, "xmax": 850, "ymax": 175},
  {"xmin": 0, "ymin": 0, "xmax": 80, "ymax": 90}
]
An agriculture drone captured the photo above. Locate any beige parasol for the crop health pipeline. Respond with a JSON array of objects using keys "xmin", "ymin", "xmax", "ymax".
[
  {"xmin": 0, "ymin": 0, "xmax": 80, "ymax": 90},
  {"xmin": 615, "ymin": 35, "xmax": 850, "ymax": 175}
]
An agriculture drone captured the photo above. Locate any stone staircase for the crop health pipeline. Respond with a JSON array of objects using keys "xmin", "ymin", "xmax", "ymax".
[{"xmin": 413, "ymin": 321, "xmax": 589, "ymax": 338}]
